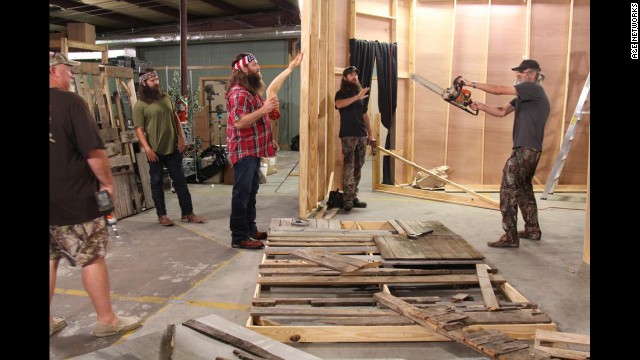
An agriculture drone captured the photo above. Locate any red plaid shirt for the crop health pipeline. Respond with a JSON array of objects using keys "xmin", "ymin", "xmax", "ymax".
[{"xmin": 226, "ymin": 85, "xmax": 275, "ymax": 165}]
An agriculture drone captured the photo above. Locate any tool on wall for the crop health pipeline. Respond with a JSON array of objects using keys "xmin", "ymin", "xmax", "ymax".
[{"xmin": 410, "ymin": 74, "xmax": 478, "ymax": 115}]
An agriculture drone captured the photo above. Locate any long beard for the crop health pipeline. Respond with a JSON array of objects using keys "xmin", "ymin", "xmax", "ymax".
[
  {"xmin": 142, "ymin": 85, "xmax": 164, "ymax": 102},
  {"xmin": 341, "ymin": 79, "xmax": 362, "ymax": 95},
  {"xmin": 248, "ymin": 72, "xmax": 262, "ymax": 92}
]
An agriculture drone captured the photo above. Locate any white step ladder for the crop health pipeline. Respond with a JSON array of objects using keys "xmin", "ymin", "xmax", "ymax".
[{"xmin": 541, "ymin": 73, "xmax": 590, "ymax": 200}]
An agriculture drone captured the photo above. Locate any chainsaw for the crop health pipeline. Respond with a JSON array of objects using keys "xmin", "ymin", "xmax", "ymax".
[{"xmin": 410, "ymin": 74, "xmax": 479, "ymax": 116}]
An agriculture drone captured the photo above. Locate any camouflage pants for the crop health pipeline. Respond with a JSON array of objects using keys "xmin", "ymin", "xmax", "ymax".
[
  {"xmin": 49, "ymin": 217, "xmax": 109, "ymax": 267},
  {"xmin": 500, "ymin": 147, "xmax": 542, "ymax": 242},
  {"xmin": 341, "ymin": 136, "xmax": 367, "ymax": 201}
]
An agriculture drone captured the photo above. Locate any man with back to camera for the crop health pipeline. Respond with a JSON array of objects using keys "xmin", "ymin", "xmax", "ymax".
[
  {"xmin": 462, "ymin": 59, "xmax": 550, "ymax": 248},
  {"xmin": 50, "ymin": 51, "xmax": 141, "ymax": 337}
]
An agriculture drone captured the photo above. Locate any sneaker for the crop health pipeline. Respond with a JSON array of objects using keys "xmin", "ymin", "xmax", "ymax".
[
  {"xmin": 353, "ymin": 198, "xmax": 367, "ymax": 208},
  {"xmin": 93, "ymin": 315, "xmax": 142, "ymax": 337},
  {"xmin": 231, "ymin": 239, "xmax": 265, "ymax": 249},
  {"xmin": 343, "ymin": 200, "xmax": 354, "ymax": 211},
  {"xmin": 50, "ymin": 316, "xmax": 67, "ymax": 337},
  {"xmin": 251, "ymin": 231, "xmax": 268, "ymax": 240},
  {"xmin": 487, "ymin": 234, "xmax": 519, "ymax": 248},
  {"xmin": 181, "ymin": 213, "xmax": 207, "ymax": 223},
  {"xmin": 518, "ymin": 230, "xmax": 541, "ymax": 240},
  {"xmin": 158, "ymin": 215, "xmax": 175, "ymax": 226}
]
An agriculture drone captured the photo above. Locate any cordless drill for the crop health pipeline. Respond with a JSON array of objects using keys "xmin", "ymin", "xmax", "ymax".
[
  {"xmin": 95, "ymin": 190, "xmax": 120, "ymax": 238},
  {"xmin": 105, "ymin": 213, "xmax": 120, "ymax": 238}
]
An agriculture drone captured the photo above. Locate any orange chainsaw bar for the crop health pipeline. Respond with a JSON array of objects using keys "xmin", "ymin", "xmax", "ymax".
[{"xmin": 410, "ymin": 74, "xmax": 479, "ymax": 116}]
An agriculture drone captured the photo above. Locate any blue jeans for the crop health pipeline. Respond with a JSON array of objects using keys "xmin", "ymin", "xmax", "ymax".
[
  {"xmin": 148, "ymin": 150, "xmax": 194, "ymax": 217},
  {"xmin": 230, "ymin": 156, "xmax": 260, "ymax": 243}
]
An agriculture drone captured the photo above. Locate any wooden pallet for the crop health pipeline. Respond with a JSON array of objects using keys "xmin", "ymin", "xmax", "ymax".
[
  {"xmin": 375, "ymin": 292, "xmax": 552, "ymax": 359},
  {"xmin": 247, "ymin": 218, "xmax": 556, "ymax": 343},
  {"xmin": 534, "ymin": 329, "xmax": 590, "ymax": 360},
  {"xmin": 267, "ymin": 219, "xmax": 484, "ymax": 265},
  {"xmin": 69, "ymin": 62, "xmax": 150, "ymax": 218}
]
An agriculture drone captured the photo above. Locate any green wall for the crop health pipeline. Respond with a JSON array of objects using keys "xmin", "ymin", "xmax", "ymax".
[{"xmin": 137, "ymin": 40, "xmax": 300, "ymax": 147}]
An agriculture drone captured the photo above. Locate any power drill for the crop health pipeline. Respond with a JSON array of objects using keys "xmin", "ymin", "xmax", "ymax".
[
  {"xmin": 95, "ymin": 190, "xmax": 120, "ymax": 238},
  {"xmin": 105, "ymin": 213, "xmax": 120, "ymax": 239}
]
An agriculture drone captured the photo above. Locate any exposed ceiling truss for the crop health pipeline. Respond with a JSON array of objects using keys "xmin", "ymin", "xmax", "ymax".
[{"xmin": 50, "ymin": 0, "xmax": 300, "ymax": 38}]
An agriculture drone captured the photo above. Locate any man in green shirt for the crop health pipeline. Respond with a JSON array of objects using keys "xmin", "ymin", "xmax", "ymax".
[{"xmin": 134, "ymin": 68, "xmax": 206, "ymax": 226}]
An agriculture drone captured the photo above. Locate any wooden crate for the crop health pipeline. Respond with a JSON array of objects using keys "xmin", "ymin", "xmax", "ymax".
[
  {"xmin": 112, "ymin": 168, "xmax": 141, "ymax": 219},
  {"xmin": 67, "ymin": 23, "xmax": 96, "ymax": 44},
  {"xmin": 247, "ymin": 219, "xmax": 556, "ymax": 343}
]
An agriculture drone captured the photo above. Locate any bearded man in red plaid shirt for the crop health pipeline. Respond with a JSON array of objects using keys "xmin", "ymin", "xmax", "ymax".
[{"xmin": 225, "ymin": 53, "xmax": 279, "ymax": 249}]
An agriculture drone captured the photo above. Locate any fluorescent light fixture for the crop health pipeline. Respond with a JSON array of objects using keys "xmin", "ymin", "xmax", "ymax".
[{"xmin": 67, "ymin": 48, "xmax": 136, "ymax": 60}]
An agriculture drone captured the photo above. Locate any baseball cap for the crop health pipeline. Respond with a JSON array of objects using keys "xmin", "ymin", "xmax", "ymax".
[
  {"xmin": 342, "ymin": 66, "xmax": 360, "ymax": 77},
  {"xmin": 511, "ymin": 59, "xmax": 541, "ymax": 72},
  {"xmin": 50, "ymin": 51, "xmax": 81, "ymax": 67}
]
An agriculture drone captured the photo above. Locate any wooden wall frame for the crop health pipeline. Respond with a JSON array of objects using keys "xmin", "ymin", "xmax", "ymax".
[
  {"xmin": 50, "ymin": 37, "xmax": 109, "ymax": 64},
  {"xmin": 297, "ymin": 0, "xmax": 589, "ymax": 217}
]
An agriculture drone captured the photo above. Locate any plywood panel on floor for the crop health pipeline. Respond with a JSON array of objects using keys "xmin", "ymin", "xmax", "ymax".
[{"xmin": 375, "ymin": 231, "xmax": 483, "ymax": 261}]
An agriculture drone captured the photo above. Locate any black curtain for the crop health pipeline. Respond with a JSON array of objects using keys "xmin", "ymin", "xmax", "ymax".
[
  {"xmin": 348, "ymin": 39, "xmax": 375, "ymax": 113},
  {"xmin": 348, "ymin": 39, "xmax": 398, "ymax": 185},
  {"xmin": 374, "ymin": 42, "xmax": 397, "ymax": 185}
]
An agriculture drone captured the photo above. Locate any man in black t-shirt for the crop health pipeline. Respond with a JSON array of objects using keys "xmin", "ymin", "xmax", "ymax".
[
  {"xmin": 462, "ymin": 59, "xmax": 550, "ymax": 248},
  {"xmin": 334, "ymin": 66, "xmax": 375, "ymax": 211},
  {"xmin": 49, "ymin": 52, "xmax": 141, "ymax": 337}
]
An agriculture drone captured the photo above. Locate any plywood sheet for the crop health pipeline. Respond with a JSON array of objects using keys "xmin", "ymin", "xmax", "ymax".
[
  {"xmin": 483, "ymin": 0, "xmax": 528, "ymax": 184},
  {"xmin": 448, "ymin": 0, "xmax": 490, "ymax": 184},
  {"xmin": 356, "ymin": 0, "xmax": 392, "ymax": 15},
  {"xmin": 559, "ymin": 0, "xmax": 590, "ymax": 185},
  {"xmin": 530, "ymin": 0, "xmax": 572, "ymax": 185},
  {"xmin": 356, "ymin": 17, "xmax": 394, "ymax": 43},
  {"xmin": 413, "ymin": 1, "xmax": 454, "ymax": 172}
]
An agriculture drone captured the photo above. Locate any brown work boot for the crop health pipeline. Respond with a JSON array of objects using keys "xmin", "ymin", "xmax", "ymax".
[
  {"xmin": 158, "ymin": 215, "xmax": 175, "ymax": 226},
  {"xmin": 353, "ymin": 198, "xmax": 367, "ymax": 208},
  {"xmin": 487, "ymin": 234, "xmax": 519, "ymax": 248},
  {"xmin": 251, "ymin": 231, "xmax": 268, "ymax": 240},
  {"xmin": 518, "ymin": 230, "xmax": 541, "ymax": 240},
  {"xmin": 181, "ymin": 213, "xmax": 207, "ymax": 223},
  {"xmin": 232, "ymin": 239, "xmax": 265, "ymax": 249}
]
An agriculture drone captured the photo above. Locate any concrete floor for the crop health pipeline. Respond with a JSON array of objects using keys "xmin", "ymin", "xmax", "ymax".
[{"xmin": 50, "ymin": 149, "xmax": 590, "ymax": 360}]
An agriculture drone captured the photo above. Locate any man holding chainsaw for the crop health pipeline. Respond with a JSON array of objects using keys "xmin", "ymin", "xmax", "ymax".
[
  {"xmin": 462, "ymin": 59, "xmax": 550, "ymax": 248},
  {"xmin": 335, "ymin": 66, "xmax": 375, "ymax": 211}
]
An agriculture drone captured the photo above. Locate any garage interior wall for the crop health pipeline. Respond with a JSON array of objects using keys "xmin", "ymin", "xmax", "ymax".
[
  {"xmin": 137, "ymin": 40, "xmax": 301, "ymax": 149},
  {"xmin": 298, "ymin": 0, "xmax": 589, "ymax": 216}
]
